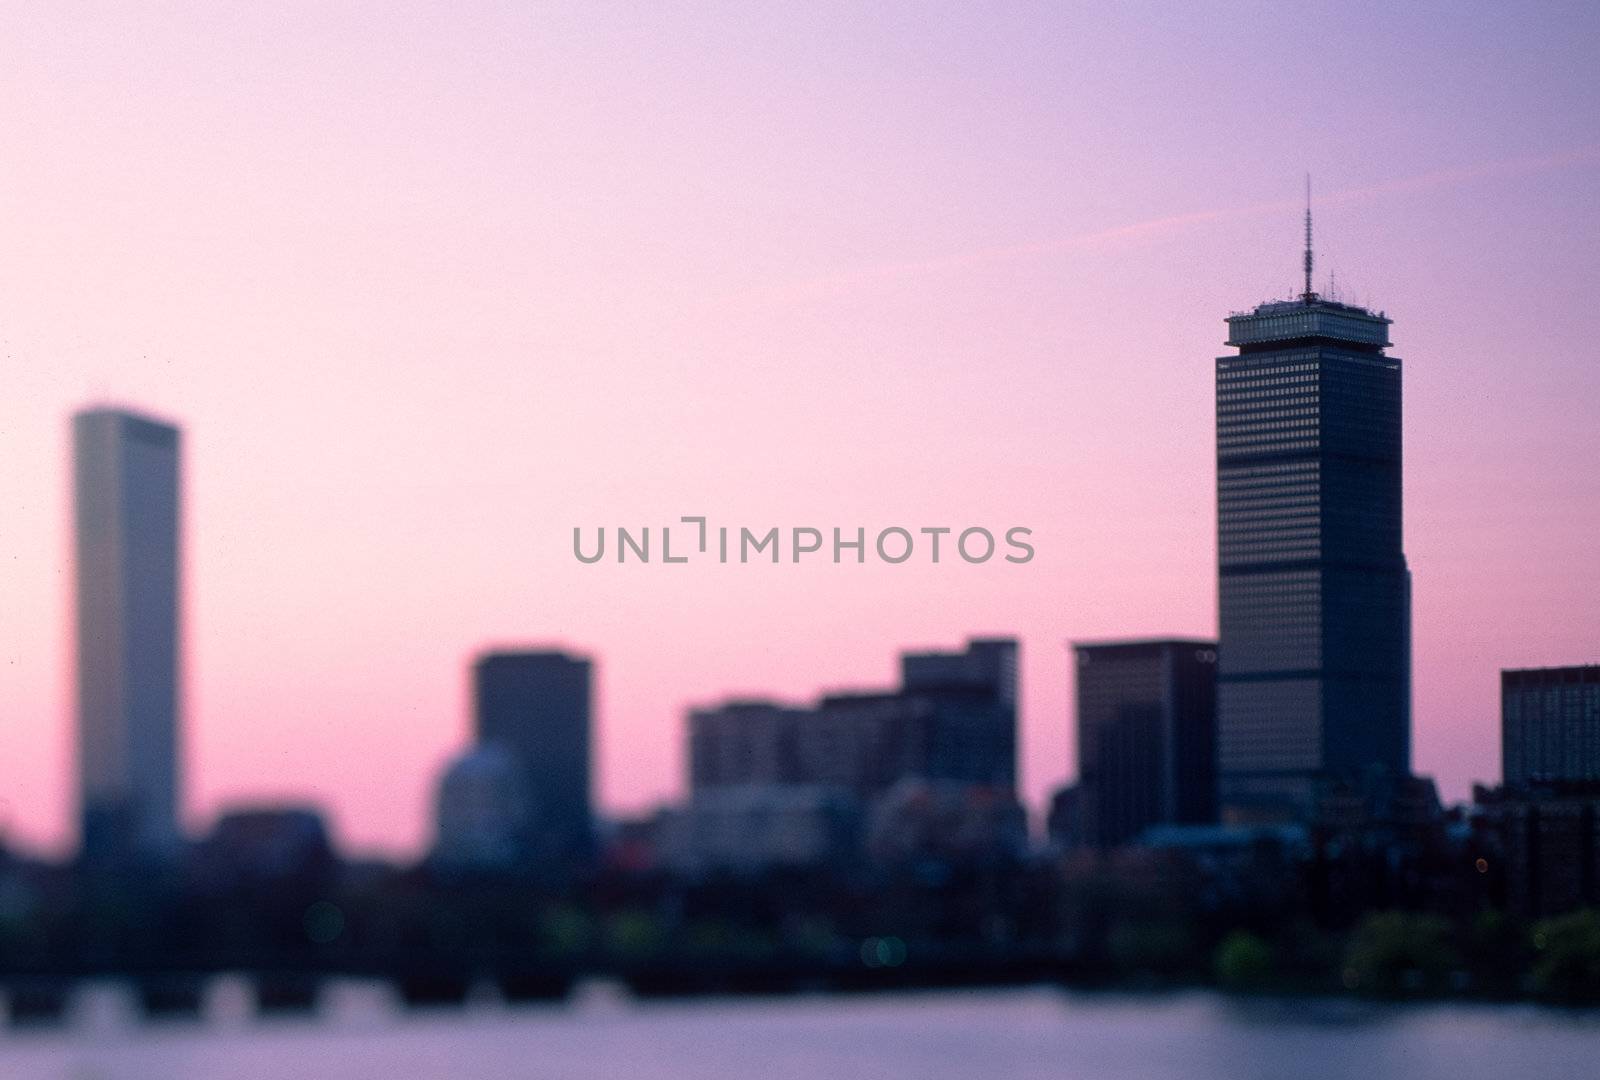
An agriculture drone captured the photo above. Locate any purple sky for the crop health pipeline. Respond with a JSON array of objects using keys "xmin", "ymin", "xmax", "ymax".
[{"xmin": 2, "ymin": 3, "xmax": 1598, "ymax": 857}]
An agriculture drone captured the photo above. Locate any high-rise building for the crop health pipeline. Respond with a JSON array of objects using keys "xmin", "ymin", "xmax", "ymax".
[
  {"xmin": 473, "ymin": 649, "xmax": 593, "ymax": 863},
  {"xmin": 74, "ymin": 407, "xmax": 183, "ymax": 861},
  {"xmin": 1073, "ymin": 639, "xmax": 1217, "ymax": 848},
  {"xmin": 1215, "ymin": 209, "xmax": 1411, "ymax": 821},
  {"xmin": 1502, "ymin": 665, "xmax": 1600, "ymax": 791}
]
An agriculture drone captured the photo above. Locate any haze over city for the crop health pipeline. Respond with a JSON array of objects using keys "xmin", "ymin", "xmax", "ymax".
[{"xmin": 2, "ymin": 3, "xmax": 1598, "ymax": 858}]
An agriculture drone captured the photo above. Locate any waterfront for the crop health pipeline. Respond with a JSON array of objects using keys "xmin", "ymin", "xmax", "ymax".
[{"xmin": 1, "ymin": 985, "xmax": 1596, "ymax": 1080}]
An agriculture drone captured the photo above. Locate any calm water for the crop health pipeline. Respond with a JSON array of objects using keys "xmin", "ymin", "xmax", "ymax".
[{"xmin": 1, "ymin": 982, "xmax": 1596, "ymax": 1080}]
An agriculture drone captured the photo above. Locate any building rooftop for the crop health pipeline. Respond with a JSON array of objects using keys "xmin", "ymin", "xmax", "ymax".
[{"xmin": 1226, "ymin": 294, "xmax": 1392, "ymax": 350}]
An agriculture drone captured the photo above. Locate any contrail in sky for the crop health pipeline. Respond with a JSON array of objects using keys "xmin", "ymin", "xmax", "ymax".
[{"xmin": 726, "ymin": 144, "xmax": 1599, "ymax": 306}]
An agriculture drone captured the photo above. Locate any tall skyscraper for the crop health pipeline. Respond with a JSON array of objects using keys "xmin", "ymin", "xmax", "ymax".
[
  {"xmin": 74, "ymin": 406, "xmax": 183, "ymax": 861},
  {"xmin": 1073, "ymin": 639, "xmax": 1216, "ymax": 848},
  {"xmin": 473, "ymin": 649, "xmax": 593, "ymax": 864},
  {"xmin": 1215, "ymin": 205, "xmax": 1411, "ymax": 821},
  {"xmin": 1502, "ymin": 665, "xmax": 1600, "ymax": 791}
]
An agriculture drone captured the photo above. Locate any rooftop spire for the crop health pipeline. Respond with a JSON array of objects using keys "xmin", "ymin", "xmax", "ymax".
[{"xmin": 1302, "ymin": 173, "xmax": 1315, "ymax": 302}]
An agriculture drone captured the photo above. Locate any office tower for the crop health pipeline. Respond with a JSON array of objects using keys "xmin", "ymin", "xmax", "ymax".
[
  {"xmin": 1215, "ymin": 205, "xmax": 1411, "ymax": 821},
  {"xmin": 74, "ymin": 406, "xmax": 183, "ymax": 861},
  {"xmin": 1502, "ymin": 665, "xmax": 1600, "ymax": 791},
  {"xmin": 1073, "ymin": 639, "xmax": 1217, "ymax": 848},
  {"xmin": 473, "ymin": 650, "xmax": 593, "ymax": 863}
]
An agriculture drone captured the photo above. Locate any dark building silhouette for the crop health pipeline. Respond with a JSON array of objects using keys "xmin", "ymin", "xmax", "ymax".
[
  {"xmin": 1476, "ymin": 784, "xmax": 1600, "ymax": 919},
  {"xmin": 1487, "ymin": 666, "xmax": 1600, "ymax": 917},
  {"xmin": 1502, "ymin": 665, "xmax": 1600, "ymax": 791},
  {"xmin": 1216, "ymin": 213, "xmax": 1411, "ymax": 822},
  {"xmin": 193, "ymin": 806, "xmax": 335, "ymax": 890},
  {"xmin": 473, "ymin": 649, "xmax": 593, "ymax": 864},
  {"xmin": 1073, "ymin": 639, "xmax": 1217, "ymax": 848},
  {"xmin": 688, "ymin": 638, "xmax": 1018, "ymax": 799},
  {"xmin": 1046, "ymin": 783, "xmax": 1084, "ymax": 850},
  {"xmin": 900, "ymin": 637, "xmax": 1018, "ymax": 791},
  {"xmin": 431, "ymin": 743, "xmax": 531, "ymax": 874},
  {"xmin": 689, "ymin": 700, "xmax": 812, "ymax": 790},
  {"xmin": 73, "ymin": 406, "xmax": 183, "ymax": 863}
]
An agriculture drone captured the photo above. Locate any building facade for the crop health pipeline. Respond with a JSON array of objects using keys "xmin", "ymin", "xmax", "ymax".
[
  {"xmin": 1216, "ymin": 280, "xmax": 1411, "ymax": 821},
  {"xmin": 74, "ymin": 407, "xmax": 183, "ymax": 861},
  {"xmin": 1502, "ymin": 665, "xmax": 1600, "ymax": 791},
  {"xmin": 900, "ymin": 637, "xmax": 1018, "ymax": 790},
  {"xmin": 1073, "ymin": 638, "xmax": 1217, "ymax": 848},
  {"xmin": 473, "ymin": 649, "xmax": 593, "ymax": 864}
]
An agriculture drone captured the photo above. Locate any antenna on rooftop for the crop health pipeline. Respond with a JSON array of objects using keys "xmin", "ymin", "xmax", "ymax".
[{"xmin": 1302, "ymin": 173, "xmax": 1315, "ymax": 302}]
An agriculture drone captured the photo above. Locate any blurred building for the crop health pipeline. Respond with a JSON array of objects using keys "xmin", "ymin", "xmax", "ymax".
[
  {"xmin": 1046, "ymin": 783, "xmax": 1084, "ymax": 850},
  {"xmin": 73, "ymin": 406, "xmax": 183, "ymax": 862},
  {"xmin": 473, "ymin": 649, "xmax": 593, "ymax": 864},
  {"xmin": 689, "ymin": 700, "xmax": 811, "ymax": 789},
  {"xmin": 432, "ymin": 744, "xmax": 531, "ymax": 874},
  {"xmin": 659, "ymin": 785, "xmax": 860, "ymax": 874},
  {"xmin": 1215, "ymin": 235, "xmax": 1411, "ymax": 823},
  {"xmin": 863, "ymin": 779, "xmax": 1028, "ymax": 865},
  {"xmin": 1502, "ymin": 665, "xmax": 1600, "ymax": 790},
  {"xmin": 597, "ymin": 811, "xmax": 671, "ymax": 875},
  {"xmin": 899, "ymin": 637, "xmax": 1018, "ymax": 790},
  {"xmin": 1475, "ymin": 666, "xmax": 1600, "ymax": 918},
  {"xmin": 194, "ymin": 806, "xmax": 335, "ymax": 889},
  {"xmin": 1073, "ymin": 638, "xmax": 1217, "ymax": 848},
  {"xmin": 1475, "ymin": 784, "xmax": 1600, "ymax": 919},
  {"xmin": 687, "ymin": 638, "xmax": 1018, "ymax": 801}
]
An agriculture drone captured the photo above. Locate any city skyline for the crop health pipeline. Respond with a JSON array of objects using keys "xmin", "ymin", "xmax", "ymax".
[{"xmin": 2, "ymin": 5, "xmax": 1599, "ymax": 857}]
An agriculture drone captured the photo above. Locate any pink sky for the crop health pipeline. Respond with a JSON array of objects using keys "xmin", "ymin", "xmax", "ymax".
[{"xmin": 2, "ymin": 4, "xmax": 1598, "ymax": 857}]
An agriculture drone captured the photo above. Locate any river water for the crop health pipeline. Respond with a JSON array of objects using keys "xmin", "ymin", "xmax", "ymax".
[{"xmin": 1, "ymin": 982, "xmax": 1595, "ymax": 1079}]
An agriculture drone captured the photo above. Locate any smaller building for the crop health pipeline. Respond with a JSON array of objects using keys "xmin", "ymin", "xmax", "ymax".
[
  {"xmin": 1046, "ymin": 783, "xmax": 1084, "ymax": 851},
  {"xmin": 193, "ymin": 805, "xmax": 336, "ymax": 891},
  {"xmin": 473, "ymin": 649, "xmax": 594, "ymax": 864},
  {"xmin": 686, "ymin": 638, "xmax": 1018, "ymax": 801},
  {"xmin": 1502, "ymin": 665, "xmax": 1600, "ymax": 791},
  {"xmin": 432, "ymin": 744, "xmax": 531, "ymax": 875},
  {"xmin": 1475, "ymin": 784, "xmax": 1600, "ymax": 919},
  {"xmin": 863, "ymin": 779, "xmax": 1027, "ymax": 865},
  {"xmin": 657, "ymin": 786, "xmax": 860, "ymax": 875},
  {"xmin": 1073, "ymin": 638, "xmax": 1217, "ymax": 849}
]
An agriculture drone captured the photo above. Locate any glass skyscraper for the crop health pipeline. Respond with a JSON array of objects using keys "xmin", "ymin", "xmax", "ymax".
[
  {"xmin": 74, "ymin": 406, "xmax": 183, "ymax": 861},
  {"xmin": 1215, "ymin": 258, "xmax": 1411, "ymax": 821}
]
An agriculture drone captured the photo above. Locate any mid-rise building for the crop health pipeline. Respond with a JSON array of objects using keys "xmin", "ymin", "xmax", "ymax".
[
  {"xmin": 473, "ymin": 649, "xmax": 593, "ymax": 864},
  {"xmin": 1502, "ymin": 665, "xmax": 1600, "ymax": 791},
  {"xmin": 687, "ymin": 638, "xmax": 1018, "ymax": 801},
  {"xmin": 1073, "ymin": 638, "xmax": 1217, "ymax": 848}
]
